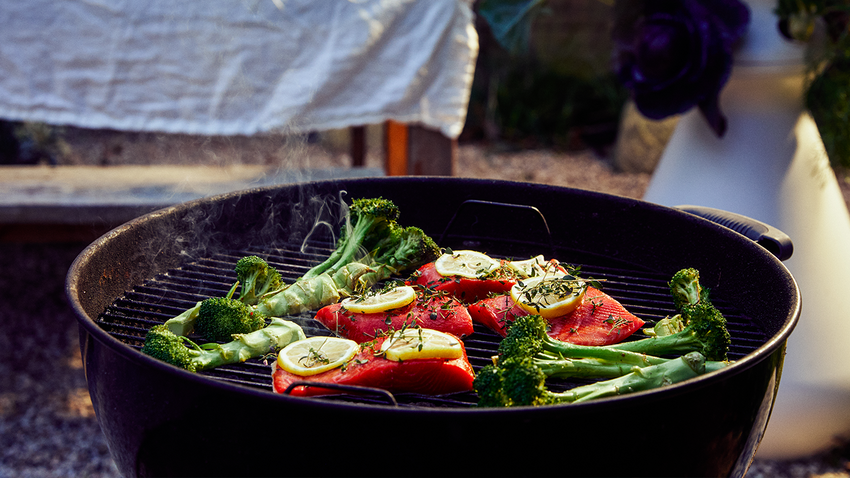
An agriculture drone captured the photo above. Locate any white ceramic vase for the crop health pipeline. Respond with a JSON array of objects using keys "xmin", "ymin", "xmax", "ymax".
[{"xmin": 644, "ymin": 0, "xmax": 850, "ymax": 459}]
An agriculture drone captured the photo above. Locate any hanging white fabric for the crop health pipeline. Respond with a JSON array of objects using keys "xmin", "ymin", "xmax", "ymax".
[{"xmin": 0, "ymin": 0, "xmax": 478, "ymax": 138}]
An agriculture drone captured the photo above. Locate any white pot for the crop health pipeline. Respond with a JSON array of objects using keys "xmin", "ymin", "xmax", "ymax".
[{"xmin": 644, "ymin": 0, "xmax": 850, "ymax": 459}]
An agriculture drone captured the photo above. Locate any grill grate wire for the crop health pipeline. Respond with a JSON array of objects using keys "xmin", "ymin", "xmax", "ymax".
[{"xmin": 96, "ymin": 244, "xmax": 768, "ymax": 408}]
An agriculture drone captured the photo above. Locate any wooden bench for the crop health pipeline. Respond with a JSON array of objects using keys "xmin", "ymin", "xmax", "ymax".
[{"xmin": 0, "ymin": 164, "xmax": 383, "ymax": 243}]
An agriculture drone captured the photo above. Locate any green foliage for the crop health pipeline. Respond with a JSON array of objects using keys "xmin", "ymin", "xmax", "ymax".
[
  {"xmin": 776, "ymin": 0, "xmax": 850, "ymax": 169},
  {"xmin": 478, "ymin": 0, "xmax": 548, "ymax": 55},
  {"xmin": 493, "ymin": 66, "xmax": 627, "ymax": 149},
  {"xmin": 808, "ymin": 58, "xmax": 850, "ymax": 170}
]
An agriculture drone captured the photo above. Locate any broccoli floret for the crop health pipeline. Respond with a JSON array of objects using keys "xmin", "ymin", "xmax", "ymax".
[
  {"xmin": 161, "ymin": 282, "xmax": 239, "ymax": 337},
  {"xmin": 472, "ymin": 362, "xmax": 512, "ymax": 407},
  {"xmin": 142, "ymin": 324, "xmax": 203, "ymax": 372},
  {"xmin": 355, "ymin": 226, "xmax": 441, "ymax": 289},
  {"xmin": 196, "ymin": 297, "xmax": 267, "ymax": 342},
  {"xmin": 141, "ymin": 318, "xmax": 306, "ymax": 372},
  {"xmin": 475, "ymin": 352, "xmax": 724, "ymax": 407},
  {"xmin": 375, "ymin": 226, "xmax": 441, "ymax": 270},
  {"xmin": 669, "ymin": 267, "xmax": 702, "ymax": 311},
  {"xmin": 234, "ymin": 255, "xmax": 283, "ymax": 306}
]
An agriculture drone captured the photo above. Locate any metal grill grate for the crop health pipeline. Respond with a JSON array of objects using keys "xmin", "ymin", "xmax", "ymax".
[{"xmin": 96, "ymin": 243, "xmax": 768, "ymax": 407}]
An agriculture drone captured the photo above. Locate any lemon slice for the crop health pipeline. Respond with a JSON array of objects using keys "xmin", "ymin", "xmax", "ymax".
[
  {"xmin": 277, "ymin": 336, "xmax": 359, "ymax": 376},
  {"xmin": 504, "ymin": 255, "xmax": 547, "ymax": 278},
  {"xmin": 510, "ymin": 275, "xmax": 587, "ymax": 319},
  {"xmin": 341, "ymin": 285, "xmax": 416, "ymax": 314},
  {"xmin": 434, "ymin": 250, "xmax": 499, "ymax": 278},
  {"xmin": 505, "ymin": 255, "xmax": 568, "ymax": 279},
  {"xmin": 380, "ymin": 328, "xmax": 463, "ymax": 362}
]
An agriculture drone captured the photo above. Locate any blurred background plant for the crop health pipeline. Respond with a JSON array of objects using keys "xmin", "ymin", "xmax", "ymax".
[
  {"xmin": 0, "ymin": 120, "xmax": 70, "ymax": 165},
  {"xmin": 477, "ymin": 0, "xmax": 850, "ymax": 171},
  {"xmin": 462, "ymin": 0, "xmax": 628, "ymax": 154},
  {"xmin": 776, "ymin": 0, "xmax": 850, "ymax": 171}
]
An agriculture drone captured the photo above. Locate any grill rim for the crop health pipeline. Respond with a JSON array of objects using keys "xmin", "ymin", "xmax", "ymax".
[{"xmin": 66, "ymin": 176, "xmax": 800, "ymax": 413}]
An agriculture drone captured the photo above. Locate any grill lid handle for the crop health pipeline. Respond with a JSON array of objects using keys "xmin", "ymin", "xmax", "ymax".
[
  {"xmin": 676, "ymin": 205, "xmax": 794, "ymax": 261},
  {"xmin": 439, "ymin": 199, "xmax": 555, "ymax": 257}
]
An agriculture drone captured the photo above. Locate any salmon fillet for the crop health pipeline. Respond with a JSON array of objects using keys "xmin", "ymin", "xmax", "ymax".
[
  {"xmin": 271, "ymin": 334, "xmax": 475, "ymax": 397},
  {"xmin": 467, "ymin": 287, "xmax": 645, "ymax": 345},
  {"xmin": 314, "ymin": 292, "xmax": 474, "ymax": 343}
]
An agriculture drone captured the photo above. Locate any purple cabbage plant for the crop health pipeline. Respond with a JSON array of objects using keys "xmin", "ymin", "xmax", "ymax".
[{"xmin": 613, "ymin": 0, "xmax": 750, "ymax": 137}]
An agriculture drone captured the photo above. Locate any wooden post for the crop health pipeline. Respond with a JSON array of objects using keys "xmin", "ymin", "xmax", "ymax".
[
  {"xmin": 384, "ymin": 120, "xmax": 409, "ymax": 176},
  {"xmin": 350, "ymin": 125, "xmax": 366, "ymax": 167},
  {"xmin": 383, "ymin": 121, "xmax": 456, "ymax": 176}
]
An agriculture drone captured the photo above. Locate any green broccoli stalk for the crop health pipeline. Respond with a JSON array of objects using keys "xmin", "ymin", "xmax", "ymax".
[
  {"xmin": 195, "ymin": 296, "xmax": 268, "ymax": 342},
  {"xmin": 498, "ymin": 315, "xmax": 670, "ymax": 371},
  {"xmin": 141, "ymin": 317, "xmax": 306, "ymax": 372},
  {"xmin": 163, "ymin": 300, "xmax": 203, "ymax": 337},
  {"xmin": 339, "ymin": 226, "xmax": 441, "ymax": 294},
  {"xmin": 254, "ymin": 272, "xmax": 344, "ymax": 317},
  {"xmin": 475, "ymin": 352, "xmax": 727, "ymax": 407},
  {"xmin": 606, "ymin": 268, "xmax": 731, "ymax": 361},
  {"xmin": 607, "ymin": 298, "xmax": 731, "ymax": 361},
  {"xmin": 254, "ymin": 199, "xmax": 440, "ymax": 316},
  {"xmin": 234, "ymin": 255, "xmax": 283, "ymax": 306},
  {"xmin": 301, "ymin": 197, "xmax": 402, "ymax": 281}
]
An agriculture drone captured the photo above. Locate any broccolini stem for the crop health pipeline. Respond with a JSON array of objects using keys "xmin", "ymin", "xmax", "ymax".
[
  {"xmin": 164, "ymin": 301, "xmax": 202, "ymax": 337},
  {"xmin": 602, "ymin": 330, "xmax": 701, "ymax": 356},
  {"xmin": 255, "ymin": 274, "xmax": 340, "ymax": 317},
  {"xmin": 191, "ymin": 318, "xmax": 306, "ymax": 371},
  {"xmin": 539, "ymin": 338, "xmax": 669, "ymax": 368},
  {"xmin": 554, "ymin": 352, "xmax": 719, "ymax": 404},
  {"xmin": 536, "ymin": 357, "xmax": 664, "ymax": 380}
]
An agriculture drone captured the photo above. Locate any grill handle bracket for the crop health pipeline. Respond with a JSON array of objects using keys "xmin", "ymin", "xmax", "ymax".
[
  {"xmin": 438, "ymin": 199, "xmax": 555, "ymax": 256},
  {"xmin": 676, "ymin": 205, "xmax": 794, "ymax": 261},
  {"xmin": 282, "ymin": 381, "xmax": 399, "ymax": 406}
]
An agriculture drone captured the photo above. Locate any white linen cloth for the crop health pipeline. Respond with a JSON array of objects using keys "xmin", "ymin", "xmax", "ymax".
[{"xmin": 0, "ymin": 0, "xmax": 477, "ymax": 138}]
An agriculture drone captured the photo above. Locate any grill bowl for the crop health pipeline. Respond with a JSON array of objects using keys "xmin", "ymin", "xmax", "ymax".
[{"xmin": 67, "ymin": 177, "xmax": 799, "ymax": 477}]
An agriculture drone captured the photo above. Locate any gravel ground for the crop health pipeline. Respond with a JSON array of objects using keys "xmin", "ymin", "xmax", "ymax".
[
  {"xmin": 2, "ymin": 128, "xmax": 849, "ymax": 477},
  {"xmin": 0, "ymin": 242, "xmax": 121, "ymax": 478}
]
